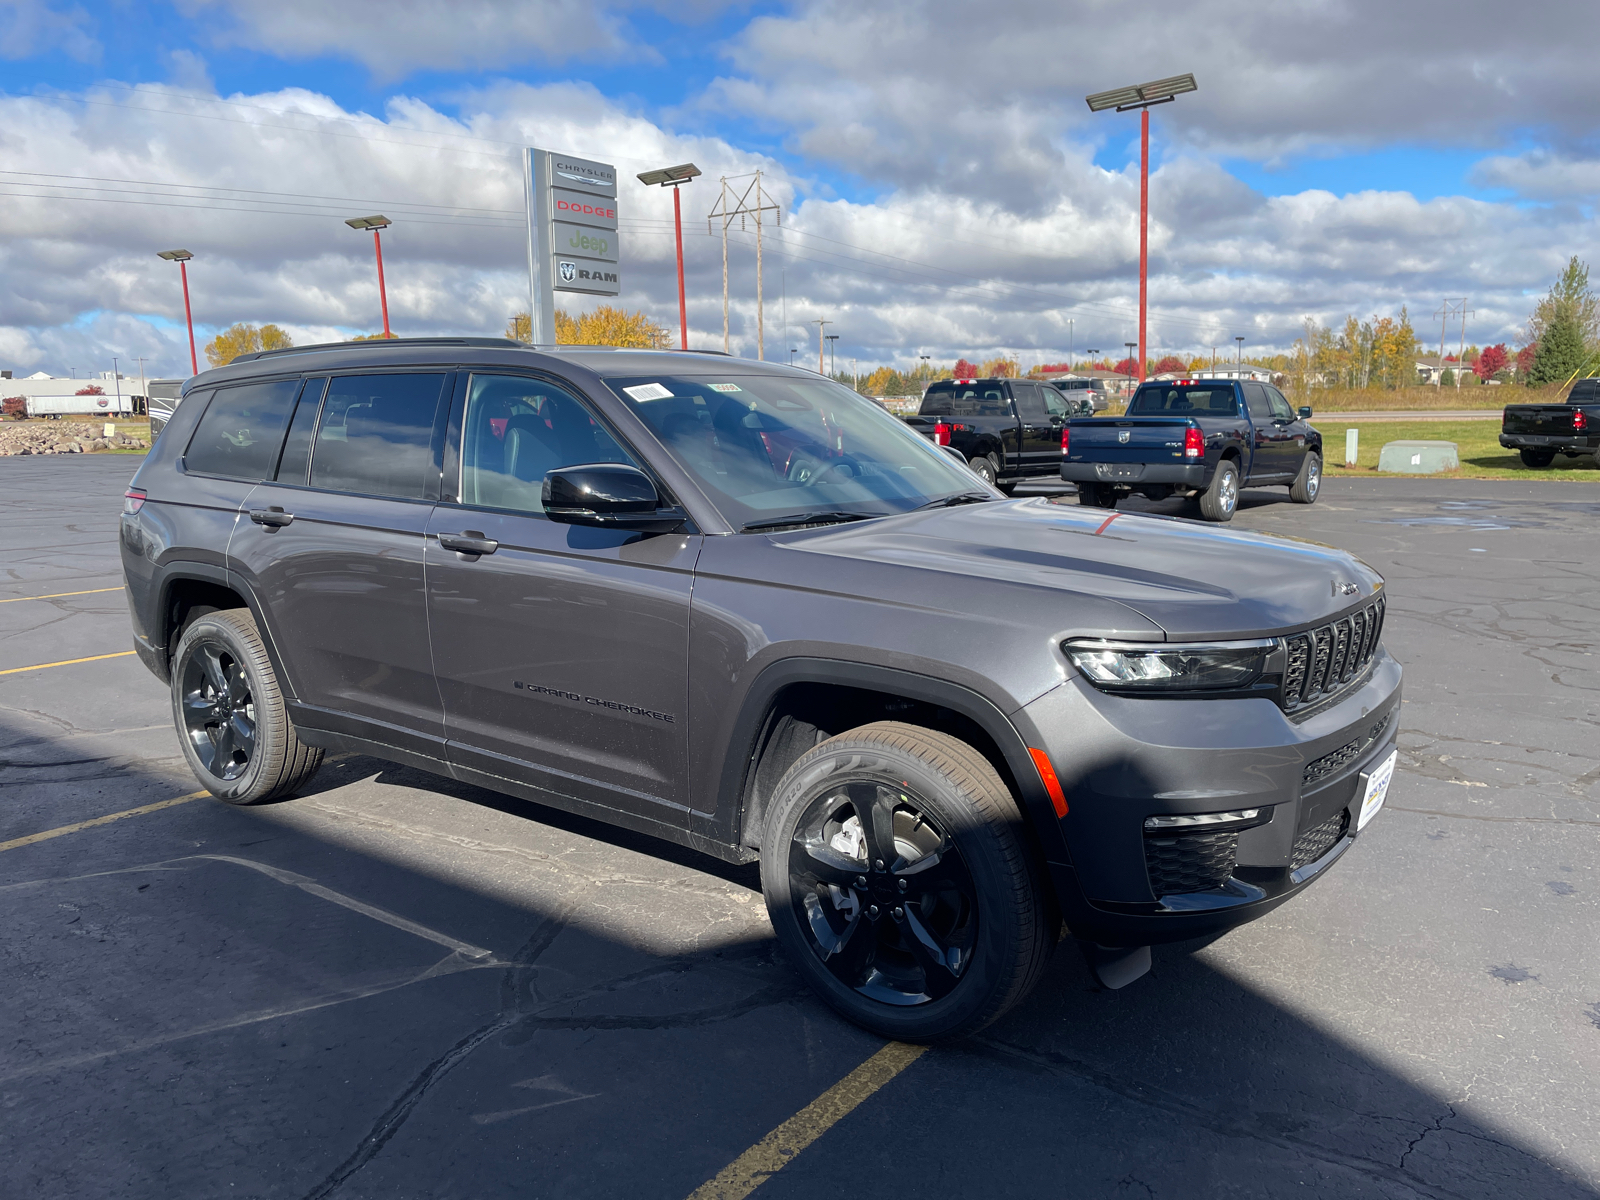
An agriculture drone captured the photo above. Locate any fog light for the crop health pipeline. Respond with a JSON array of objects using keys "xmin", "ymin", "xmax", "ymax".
[{"xmin": 1144, "ymin": 807, "xmax": 1267, "ymax": 832}]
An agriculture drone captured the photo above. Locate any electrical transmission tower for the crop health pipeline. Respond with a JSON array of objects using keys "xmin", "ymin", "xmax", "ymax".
[
  {"xmin": 1433, "ymin": 299, "xmax": 1469, "ymax": 387},
  {"xmin": 707, "ymin": 171, "xmax": 781, "ymax": 358}
]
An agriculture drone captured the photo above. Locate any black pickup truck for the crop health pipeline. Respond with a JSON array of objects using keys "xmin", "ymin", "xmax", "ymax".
[
  {"xmin": 1499, "ymin": 378, "xmax": 1600, "ymax": 467},
  {"xmin": 906, "ymin": 377, "xmax": 1089, "ymax": 490},
  {"xmin": 1061, "ymin": 378, "xmax": 1321, "ymax": 522}
]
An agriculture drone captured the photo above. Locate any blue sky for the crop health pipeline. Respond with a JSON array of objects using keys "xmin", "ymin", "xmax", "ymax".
[{"xmin": 0, "ymin": 0, "xmax": 1595, "ymax": 377}]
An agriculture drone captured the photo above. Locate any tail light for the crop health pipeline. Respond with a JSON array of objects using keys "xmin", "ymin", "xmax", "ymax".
[
  {"xmin": 1575, "ymin": 409, "xmax": 1587, "ymax": 433},
  {"xmin": 1061, "ymin": 425, "xmax": 1070, "ymax": 455},
  {"xmin": 123, "ymin": 488, "xmax": 146, "ymax": 514},
  {"xmin": 1183, "ymin": 426, "xmax": 1204, "ymax": 458},
  {"xmin": 934, "ymin": 421, "xmax": 952, "ymax": 446}
]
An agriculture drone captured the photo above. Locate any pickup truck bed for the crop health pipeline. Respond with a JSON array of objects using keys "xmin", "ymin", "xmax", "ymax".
[{"xmin": 1500, "ymin": 379, "xmax": 1600, "ymax": 467}]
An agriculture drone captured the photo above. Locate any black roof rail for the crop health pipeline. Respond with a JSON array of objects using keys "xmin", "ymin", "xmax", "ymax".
[{"xmin": 231, "ymin": 336, "xmax": 524, "ymax": 363}]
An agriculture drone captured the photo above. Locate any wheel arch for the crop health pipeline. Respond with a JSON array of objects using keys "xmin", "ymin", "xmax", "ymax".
[
  {"xmin": 721, "ymin": 658, "xmax": 1070, "ymax": 867},
  {"xmin": 148, "ymin": 561, "xmax": 294, "ymax": 696}
]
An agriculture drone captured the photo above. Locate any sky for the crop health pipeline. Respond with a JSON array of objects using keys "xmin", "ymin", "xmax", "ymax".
[{"xmin": 0, "ymin": 0, "xmax": 1596, "ymax": 381}]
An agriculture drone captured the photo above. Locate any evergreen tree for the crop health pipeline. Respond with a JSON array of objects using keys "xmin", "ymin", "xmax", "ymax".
[
  {"xmin": 1525, "ymin": 257, "xmax": 1597, "ymax": 386},
  {"xmin": 1527, "ymin": 312, "xmax": 1585, "ymax": 386}
]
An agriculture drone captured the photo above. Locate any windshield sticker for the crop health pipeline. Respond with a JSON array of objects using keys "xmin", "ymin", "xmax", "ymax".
[
  {"xmin": 709, "ymin": 382, "xmax": 742, "ymax": 393},
  {"xmin": 622, "ymin": 382, "xmax": 673, "ymax": 402}
]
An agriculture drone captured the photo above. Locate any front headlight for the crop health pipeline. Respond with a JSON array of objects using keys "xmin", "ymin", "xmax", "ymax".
[{"xmin": 1064, "ymin": 638, "xmax": 1279, "ymax": 693}]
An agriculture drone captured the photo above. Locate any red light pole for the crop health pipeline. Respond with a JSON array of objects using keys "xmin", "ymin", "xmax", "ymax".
[
  {"xmin": 636, "ymin": 163, "xmax": 702, "ymax": 349},
  {"xmin": 345, "ymin": 215, "xmax": 393, "ymax": 337},
  {"xmin": 157, "ymin": 249, "xmax": 199, "ymax": 374},
  {"xmin": 1085, "ymin": 74, "xmax": 1197, "ymax": 384}
]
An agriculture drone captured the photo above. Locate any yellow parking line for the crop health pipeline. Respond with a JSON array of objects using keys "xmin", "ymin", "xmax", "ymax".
[
  {"xmin": 0, "ymin": 650, "xmax": 136, "ymax": 676},
  {"xmin": 686, "ymin": 1041, "xmax": 928, "ymax": 1200},
  {"xmin": 0, "ymin": 586, "xmax": 124, "ymax": 604},
  {"xmin": 0, "ymin": 791, "xmax": 208, "ymax": 854}
]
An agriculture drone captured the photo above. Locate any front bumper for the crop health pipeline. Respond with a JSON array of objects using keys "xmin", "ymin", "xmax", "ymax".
[
  {"xmin": 1017, "ymin": 650, "xmax": 1403, "ymax": 947},
  {"xmin": 1060, "ymin": 461, "xmax": 1209, "ymax": 486}
]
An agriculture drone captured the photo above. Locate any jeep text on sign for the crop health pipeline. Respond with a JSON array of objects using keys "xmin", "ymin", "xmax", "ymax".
[{"xmin": 551, "ymin": 221, "xmax": 618, "ymax": 262}]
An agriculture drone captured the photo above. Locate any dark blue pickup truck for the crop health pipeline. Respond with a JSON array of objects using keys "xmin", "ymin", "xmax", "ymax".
[{"xmin": 1061, "ymin": 378, "xmax": 1322, "ymax": 522}]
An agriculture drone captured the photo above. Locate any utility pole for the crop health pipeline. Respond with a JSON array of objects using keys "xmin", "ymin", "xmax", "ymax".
[
  {"xmin": 1457, "ymin": 300, "xmax": 1475, "ymax": 389},
  {"xmin": 135, "ymin": 357, "xmax": 147, "ymax": 415},
  {"xmin": 1067, "ymin": 318, "xmax": 1074, "ymax": 371},
  {"xmin": 707, "ymin": 171, "xmax": 781, "ymax": 358},
  {"xmin": 812, "ymin": 319, "xmax": 831, "ymax": 373}
]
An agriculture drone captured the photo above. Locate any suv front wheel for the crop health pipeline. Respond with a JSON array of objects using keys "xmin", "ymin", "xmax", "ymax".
[
  {"xmin": 761, "ymin": 721, "xmax": 1056, "ymax": 1041},
  {"xmin": 171, "ymin": 608, "xmax": 324, "ymax": 804}
]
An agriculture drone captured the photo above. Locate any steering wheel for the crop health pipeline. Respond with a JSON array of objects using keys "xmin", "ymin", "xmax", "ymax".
[{"xmin": 788, "ymin": 456, "xmax": 856, "ymax": 486}]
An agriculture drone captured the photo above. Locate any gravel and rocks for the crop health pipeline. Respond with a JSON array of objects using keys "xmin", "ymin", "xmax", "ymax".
[{"xmin": 0, "ymin": 421, "xmax": 148, "ymax": 455}]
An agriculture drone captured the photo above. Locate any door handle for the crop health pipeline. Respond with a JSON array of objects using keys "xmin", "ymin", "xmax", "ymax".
[
  {"xmin": 438, "ymin": 531, "xmax": 499, "ymax": 556},
  {"xmin": 248, "ymin": 506, "xmax": 294, "ymax": 527}
]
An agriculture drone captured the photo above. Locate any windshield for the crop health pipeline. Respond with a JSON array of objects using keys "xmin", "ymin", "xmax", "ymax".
[
  {"xmin": 605, "ymin": 373, "xmax": 983, "ymax": 528},
  {"xmin": 1127, "ymin": 384, "xmax": 1241, "ymax": 416}
]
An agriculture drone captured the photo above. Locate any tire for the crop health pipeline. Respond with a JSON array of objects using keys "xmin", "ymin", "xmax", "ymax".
[
  {"xmin": 170, "ymin": 608, "xmax": 324, "ymax": 804},
  {"xmin": 1289, "ymin": 452, "xmax": 1321, "ymax": 504},
  {"xmin": 968, "ymin": 454, "xmax": 998, "ymax": 485},
  {"xmin": 1520, "ymin": 449, "xmax": 1555, "ymax": 469},
  {"xmin": 760, "ymin": 721, "xmax": 1057, "ymax": 1042},
  {"xmin": 1198, "ymin": 458, "xmax": 1239, "ymax": 522},
  {"xmin": 1077, "ymin": 483, "xmax": 1117, "ymax": 509}
]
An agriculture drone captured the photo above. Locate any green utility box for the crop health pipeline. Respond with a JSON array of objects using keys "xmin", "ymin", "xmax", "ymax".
[{"xmin": 1378, "ymin": 440, "xmax": 1459, "ymax": 474}]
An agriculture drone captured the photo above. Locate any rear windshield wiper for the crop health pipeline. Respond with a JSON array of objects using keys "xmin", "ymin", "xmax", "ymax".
[
  {"xmin": 740, "ymin": 511, "xmax": 880, "ymax": 533},
  {"xmin": 912, "ymin": 491, "xmax": 996, "ymax": 511}
]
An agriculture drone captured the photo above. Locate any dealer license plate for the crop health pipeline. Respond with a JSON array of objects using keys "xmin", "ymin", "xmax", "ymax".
[{"xmin": 1357, "ymin": 749, "xmax": 1397, "ymax": 830}]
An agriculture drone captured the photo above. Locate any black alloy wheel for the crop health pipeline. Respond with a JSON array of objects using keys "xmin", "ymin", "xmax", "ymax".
[
  {"xmin": 180, "ymin": 641, "xmax": 256, "ymax": 781},
  {"xmin": 761, "ymin": 722, "xmax": 1056, "ymax": 1041},
  {"xmin": 787, "ymin": 780, "xmax": 978, "ymax": 1007},
  {"xmin": 170, "ymin": 608, "xmax": 324, "ymax": 804}
]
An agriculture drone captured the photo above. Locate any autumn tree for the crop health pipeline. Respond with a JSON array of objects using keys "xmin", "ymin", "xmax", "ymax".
[
  {"xmin": 1186, "ymin": 355, "xmax": 1210, "ymax": 372},
  {"xmin": 507, "ymin": 307, "xmax": 669, "ymax": 349},
  {"xmin": 74, "ymin": 384, "xmax": 105, "ymax": 395},
  {"xmin": 1474, "ymin": 344, "xmax": 1509, "ymax": 381},
  {"xmin": 1113, "ymin": 356, "xmax": 1139, "ymax": 376},
  {"xmin": 1152, "ymin": 355, "xmax": 1185, "ymax": 375},
  {"xmin": 205, "ymin": 323, "xmax": 293, "ymax": 367},
  {"xmin": 953, "ymin": 358, "xmax": 980, "ymax": 377},
  {"xmin": 1516, "ymin": 344, "xmax": 1538, "ymax": 377}
]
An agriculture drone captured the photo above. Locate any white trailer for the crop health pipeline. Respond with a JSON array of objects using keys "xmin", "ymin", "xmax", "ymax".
[{"xmin": 24, "ymin": 393, "xmax": 135, "ymax": 418}]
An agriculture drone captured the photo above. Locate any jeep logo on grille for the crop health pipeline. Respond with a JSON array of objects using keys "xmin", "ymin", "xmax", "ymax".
[
  {"xmin": 1332, "ymin": 579, "xmax": 1359, "ymax": 597},
  {"xmin": 558, "ymin": 260, "xmax": 577, "ymax": 283}
]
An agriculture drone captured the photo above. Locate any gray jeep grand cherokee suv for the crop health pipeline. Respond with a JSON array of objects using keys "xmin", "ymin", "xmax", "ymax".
[{"xmin": 121, "ymin": 338, "xmax": 1402, "ymax": 1041}]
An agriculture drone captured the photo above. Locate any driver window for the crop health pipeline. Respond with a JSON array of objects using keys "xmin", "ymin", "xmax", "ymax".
[
  {"xmin": 1041, "ymin": 388, "xmax": 1068, "ymax": 419},
  {"xmin": 1266, "ymin": 387, "xmax": 1295, "ymax": 421},
  {"xmin": 459, "ymin": 374, "xmax": 636, "ymax": 515}
]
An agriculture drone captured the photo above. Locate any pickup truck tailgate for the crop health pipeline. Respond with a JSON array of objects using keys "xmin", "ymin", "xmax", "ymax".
[
  {"xmin": 1502, "ymin": 405, "xmax": 1586, "ymax": 436},
  {"xmin": 1067, "ymin": 418, "xmax": 1191, "ymax": 465}
]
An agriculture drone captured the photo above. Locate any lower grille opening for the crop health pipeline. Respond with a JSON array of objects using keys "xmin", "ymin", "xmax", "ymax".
[
  {"xmin": 1291, "ymin": 810, "xmax": 1350, "ymax": 870},
  {"xmin": 1145, "ymin": 830, "xmax": 1239, "ymax": 897}
]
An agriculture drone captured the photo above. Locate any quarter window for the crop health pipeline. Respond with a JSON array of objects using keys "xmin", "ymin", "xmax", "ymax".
[
  {"xmin": 1243, "ymin": 382, "xmax": 1274, "ymax": 420},
  {"xmin": 459, "ymin": 374, "xmax": 636, "ymax": 515},
  {"xmin": 184, "ymin": 380, "xmax": 299, "ymax": 481},
  {"xmin": 309, "ymin": 374, "xmax": 447, "ymax": 500}
]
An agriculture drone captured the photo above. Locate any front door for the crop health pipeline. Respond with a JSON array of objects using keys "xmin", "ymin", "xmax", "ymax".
[
  {"xmin": 425, "ymin": 371, "xmax": 699, "ymax": 828},
  {"xmin": 231, "ymin": 371, "xmax": 452, "ymax": 757}
]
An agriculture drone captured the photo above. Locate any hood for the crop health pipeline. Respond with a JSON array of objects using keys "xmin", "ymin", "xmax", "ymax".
[{"xmin": 782, "ymin": 498, "xmax": 1384, "ymax": 640}]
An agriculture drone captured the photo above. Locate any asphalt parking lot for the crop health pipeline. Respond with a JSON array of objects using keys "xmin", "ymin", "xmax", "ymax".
[{"xmin": 2, "ymin": 456, "xmax": 1597, "ymax": 1199}]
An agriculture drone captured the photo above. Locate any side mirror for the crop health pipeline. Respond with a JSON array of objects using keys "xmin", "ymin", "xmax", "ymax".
[
  {"xmin": 543, "ymin": 463, "xmax": 685, "ymax": 533},
  {"xmin": 1298, "ymin": 406, "xmax": 1313, "ymax": 419}
]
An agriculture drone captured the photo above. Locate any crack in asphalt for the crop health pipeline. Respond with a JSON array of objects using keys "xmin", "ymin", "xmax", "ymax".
[{"xmin": 1398, "ymin": 1105, "xmax": 1457, "ymax": 1171}]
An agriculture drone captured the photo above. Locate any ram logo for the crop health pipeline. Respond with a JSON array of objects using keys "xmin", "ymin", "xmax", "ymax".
[
  {"xmin": 558, "ymin": 260, "xmax": 577, "ymax": 283},
  {"xmin": 1117, "ymin": 429, "xmax": 1131, "ymax": 444}
]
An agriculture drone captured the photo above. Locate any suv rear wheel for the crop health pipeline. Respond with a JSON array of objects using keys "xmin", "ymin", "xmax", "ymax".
[
  {"xmin": 761, "ymin": 721, "xmax": 1056, "ymax": 1041},
  {"xmin": 171, "ymin": 608, "xmax": 324, "ymax": 804}
]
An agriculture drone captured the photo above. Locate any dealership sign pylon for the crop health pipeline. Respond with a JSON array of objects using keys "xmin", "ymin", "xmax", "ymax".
[{"xmin": 524, "ymin": 148, "xmax": 621, "ymax": 344}]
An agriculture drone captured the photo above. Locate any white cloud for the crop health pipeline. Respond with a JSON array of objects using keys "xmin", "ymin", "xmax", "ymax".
[{"xmin": 0, "ymin": 0, "xmax": 98, "ymax": 62}]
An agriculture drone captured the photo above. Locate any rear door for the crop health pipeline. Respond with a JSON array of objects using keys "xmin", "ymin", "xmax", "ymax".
[
  {"xmin": 1013, "ymin": 382, "xmax": 1059, "ymax": 475},
  {"xmin": 230, "ymin": 371, "xmax": 451, "ymax": 758},
  {"xmin": 1242, "ymin": 382, "xmax": 1295, "ymax": 480},
  {"xmin": 424, "ymin": 370, "xmax": 698, "ymax": 828}
]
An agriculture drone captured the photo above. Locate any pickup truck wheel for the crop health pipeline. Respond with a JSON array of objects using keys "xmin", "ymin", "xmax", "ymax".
[
  {"xmin": 171, "ymin": 608, "xmax": 324, "ymax": 804},
  {"xmin": 1519, "ymin": 449, "xmax": 1555, "ymax": 468},
  {"xmin": 1198, "ymin": 459, "xmax": 1239, "ymax": 522},
  {"xmin": 761, "ymin": 721, "xmax": 1056, "ymax": 1042},
  {"xmin": 1289, "ymin": 452, "xmax": 1321, "ymax": 503},
  {"xmin": 968, "ymin": 454, "xmax": 998, "ymax": 485}
]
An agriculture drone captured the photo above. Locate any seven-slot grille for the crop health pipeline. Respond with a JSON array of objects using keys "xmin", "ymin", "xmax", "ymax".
[{"xmin": 1282, "ymin": 597, "xmax": 1385, "ymax": 711}]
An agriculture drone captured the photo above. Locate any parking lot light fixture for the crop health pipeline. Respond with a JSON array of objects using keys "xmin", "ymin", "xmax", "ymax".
[
  {"xmin": 636, "ymin": 164, "xmax": 701, "ymax": 350},
  {"xmin": 157, "ymin": 249, "xmax": 199, "ymax": 375},
  {"xmin": 1236, "ymin": 335, "xmax": 1245, "ymax": 369},
  {"xmin": 1085, "ymin": 73, "xmax": 1197, "ymax": 387},
  {"xmin": 345, "ymin": 216, "xmax": 393, "ymax": 337}
]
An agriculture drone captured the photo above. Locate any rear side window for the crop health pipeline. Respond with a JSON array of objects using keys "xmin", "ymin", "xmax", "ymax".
[
  {"xmin": 309, "ymin": 373, "xmax": 447, "ymax": 500},
  {"xmin": 1242, "ymin": 383, "xmax": 1273, "ymax": 419},
  {"xmin": 184, "ymin": 380, "xmax": 299, "ymax": 481},
  {"xmin": 1014, "ymin": 383, "xmax": 1048, "ymax": 420}
]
